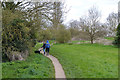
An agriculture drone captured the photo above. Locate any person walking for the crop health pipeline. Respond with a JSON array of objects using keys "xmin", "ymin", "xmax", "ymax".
[
  {"xmin": 41, "ymin": 41, "xmax": 46, "ymax": 55},
  {"xmin": 45, "ymin": 40, "xmax": 50, "ymax": 56}
]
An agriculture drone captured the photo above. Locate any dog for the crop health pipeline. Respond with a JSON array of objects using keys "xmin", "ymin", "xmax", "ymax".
[
  {"xmin": 34, "ymin": 49, "xmax": 42, "ymax": 54},
  {"xmin": 34, "ymin": 48, "xmax": 43, "ymax": 54}
]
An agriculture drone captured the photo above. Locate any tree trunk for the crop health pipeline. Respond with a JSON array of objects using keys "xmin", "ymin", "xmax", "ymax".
[{"xmin": 90, "ymin": 37, "xmax": 94, "ymax": 44}]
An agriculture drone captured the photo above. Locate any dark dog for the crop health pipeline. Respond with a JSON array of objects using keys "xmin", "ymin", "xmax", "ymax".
[{"xmin": 34, "ymin": 50, "xmax": 42, "ymax": 54}]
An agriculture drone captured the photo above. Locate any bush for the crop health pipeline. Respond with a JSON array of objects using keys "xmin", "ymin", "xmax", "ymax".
[
  {"xmin": 69, "ymin": 28, "xmax": 80, "ymax": 38},
  {"xmin": 113, "ymin": 23, "xmax": 120, "ymax": 47},
  {"xmin": 2, "ymin": 18, "xmax": 33, "ymax": 61},
  {"xmin": 37, "ymin": 29, "xmax": 52, "ymax": 41},
  {"xmin": 56, "ymin": 24, "xmax": 71, "ymax": 43}
]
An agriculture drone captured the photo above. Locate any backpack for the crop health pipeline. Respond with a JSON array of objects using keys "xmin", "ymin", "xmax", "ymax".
[{"xmin": 45, "ymin": 43, "xmax": 50, "ymax": 48}]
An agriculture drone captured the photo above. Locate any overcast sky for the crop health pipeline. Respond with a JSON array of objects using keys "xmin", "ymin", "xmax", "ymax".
[{"xmin": 64, "ymin": 0, "xmax": 119, "ymax": 24}]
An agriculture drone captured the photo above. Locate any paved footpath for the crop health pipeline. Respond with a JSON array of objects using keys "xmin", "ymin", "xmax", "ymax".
[{"xmin": 40, "ymin": 50, "xmax": 66, "ymax": 80}]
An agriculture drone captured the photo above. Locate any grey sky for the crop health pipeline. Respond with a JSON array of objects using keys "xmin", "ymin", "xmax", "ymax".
[{"xmin": 64, "ymin": 0, "xmax": 119, "ymax": 24}]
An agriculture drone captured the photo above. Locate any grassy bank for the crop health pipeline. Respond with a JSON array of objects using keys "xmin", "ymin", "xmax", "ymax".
[
  {"xmin": 50, "ymin": 43, "xmax": 118, "ymax": 78},
  {"xmin": 2, "ymin": 43, "xmax": 55, "ymax": 78}
]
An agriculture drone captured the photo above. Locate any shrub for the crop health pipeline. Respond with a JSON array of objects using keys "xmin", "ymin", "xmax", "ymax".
[
  {"xmin": 37, "ymin": 29, "xmax": 52, "ymax": 41},
  {"xmin": 2, "ymin": 19, "xmax": 33, "ymax": 61},
  {"xmin": 113, "ymin": 23, "xmax": 120, "ymax": 47},
  {"xmin": 56, "ymin": 25, "xmax": 71, "ymax": 43}
]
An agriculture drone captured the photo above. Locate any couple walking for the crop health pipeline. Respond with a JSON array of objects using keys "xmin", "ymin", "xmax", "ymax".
[{"xmin": 41, "ymin": 40, "xmax": 50, "ymax": 56}]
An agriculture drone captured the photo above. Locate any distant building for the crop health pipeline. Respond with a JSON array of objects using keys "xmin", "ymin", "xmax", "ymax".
[{"xmin": 118, "ymin": 1, "xmax": 120, "ymax": 23}]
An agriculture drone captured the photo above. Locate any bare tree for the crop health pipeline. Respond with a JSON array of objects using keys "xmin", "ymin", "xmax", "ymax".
[
  {"xmin": 48, "ymin": 1, "xmax": 68, "ymax": 39},
  {"xmin": 68, "ymin": 20, "xmax": 80, "ymax": 38},
  {"xmin": 52, "ymin": 2, "xmax": 63, "ymax": 29},
  {"xmin": 69, "ymin": 20, "xmax": 80, "ymax": 29},
  {"xmin": 106, "ymin": 12, "xmax": 118, "ymax": 37},
  {"xmin": 79, "ymin": 17, "xmax": 88, "ymax": 31},
  {"xmin": 79, "ymin": 6, "xmax": 105, "ymax": 44}
]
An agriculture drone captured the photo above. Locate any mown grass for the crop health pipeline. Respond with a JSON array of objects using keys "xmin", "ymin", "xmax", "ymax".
[
  {"xmin": 104, "ymin": 37, "xmax": 114, "ymax": 40},
  {"xmin": 2, "ymin": 43, "xmax": 55, "ymax": 78},
  {"xmin": 50, "ymin": 43, "xmax": 118, "ymax": 78},
  {"xmin": 71, "ymin": 40, "xmax": 89, "ymax": 44}
]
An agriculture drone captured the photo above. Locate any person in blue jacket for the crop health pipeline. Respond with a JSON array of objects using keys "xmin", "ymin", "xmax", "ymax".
[
  {"xmin": 41, "ymin": 41, "xmax": 46, "ymax": 55},
  {"xmin": 45, "ymin": 40, "xmax": 50, "ymax": 56}
]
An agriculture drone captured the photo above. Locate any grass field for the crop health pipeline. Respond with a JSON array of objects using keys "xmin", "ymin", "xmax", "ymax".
[
  {"xmin": 71, "ymin": 40, "xmax": 90, "ymax": 44},
  {"xmin": 104, "ymin": 37, "xmax": 114, "ymax": 40},
  {"xmin": 2, "ymin": 43, "xmax": 55, "ymax": 78},
  {"xmin": 2, "ymin": 41, "xmax": 118, "ymax": 78},
  {"xmin": 50, "ymin": 43, "xmax": 118, "ymax": 78}
]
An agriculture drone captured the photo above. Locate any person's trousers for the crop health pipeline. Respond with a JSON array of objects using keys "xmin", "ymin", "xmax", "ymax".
[
  {"xmin": 43, "ymin": 48, "xmax": 45, "ymax": 55},
  {"xmin": 46, "ymin": 48, "xmax": 50, "ymax": 55}
]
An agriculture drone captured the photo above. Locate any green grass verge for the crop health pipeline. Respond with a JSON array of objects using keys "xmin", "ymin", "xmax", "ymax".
[
  {"xmin": 104, "ymin": 37, "xmax": 114, "ymax": 40},
  {"xmin": 50, "ymin": 43, "xmax": 118, "ymax": 78},
  {"xmin": 71, "ymin": 40, "xmax": 89, "ymax": 44},
  {"xmin": 2, "ymin": 43, "xmax": 55, "ymax": 78}
]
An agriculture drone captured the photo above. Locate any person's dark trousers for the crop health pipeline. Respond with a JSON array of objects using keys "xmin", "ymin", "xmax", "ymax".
[
  {"xmin": 46, "ymin": 48, "xmax": 50, "ymax": 55},
  {"xmin": 43, "ymin": 48, "xmax": 45, "ymax": 55}
]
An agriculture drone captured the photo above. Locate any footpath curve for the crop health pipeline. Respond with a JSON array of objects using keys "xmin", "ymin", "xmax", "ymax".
[{"xmin": 40, "ymin": 50, "xmax": 66, "ymax": 80}]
